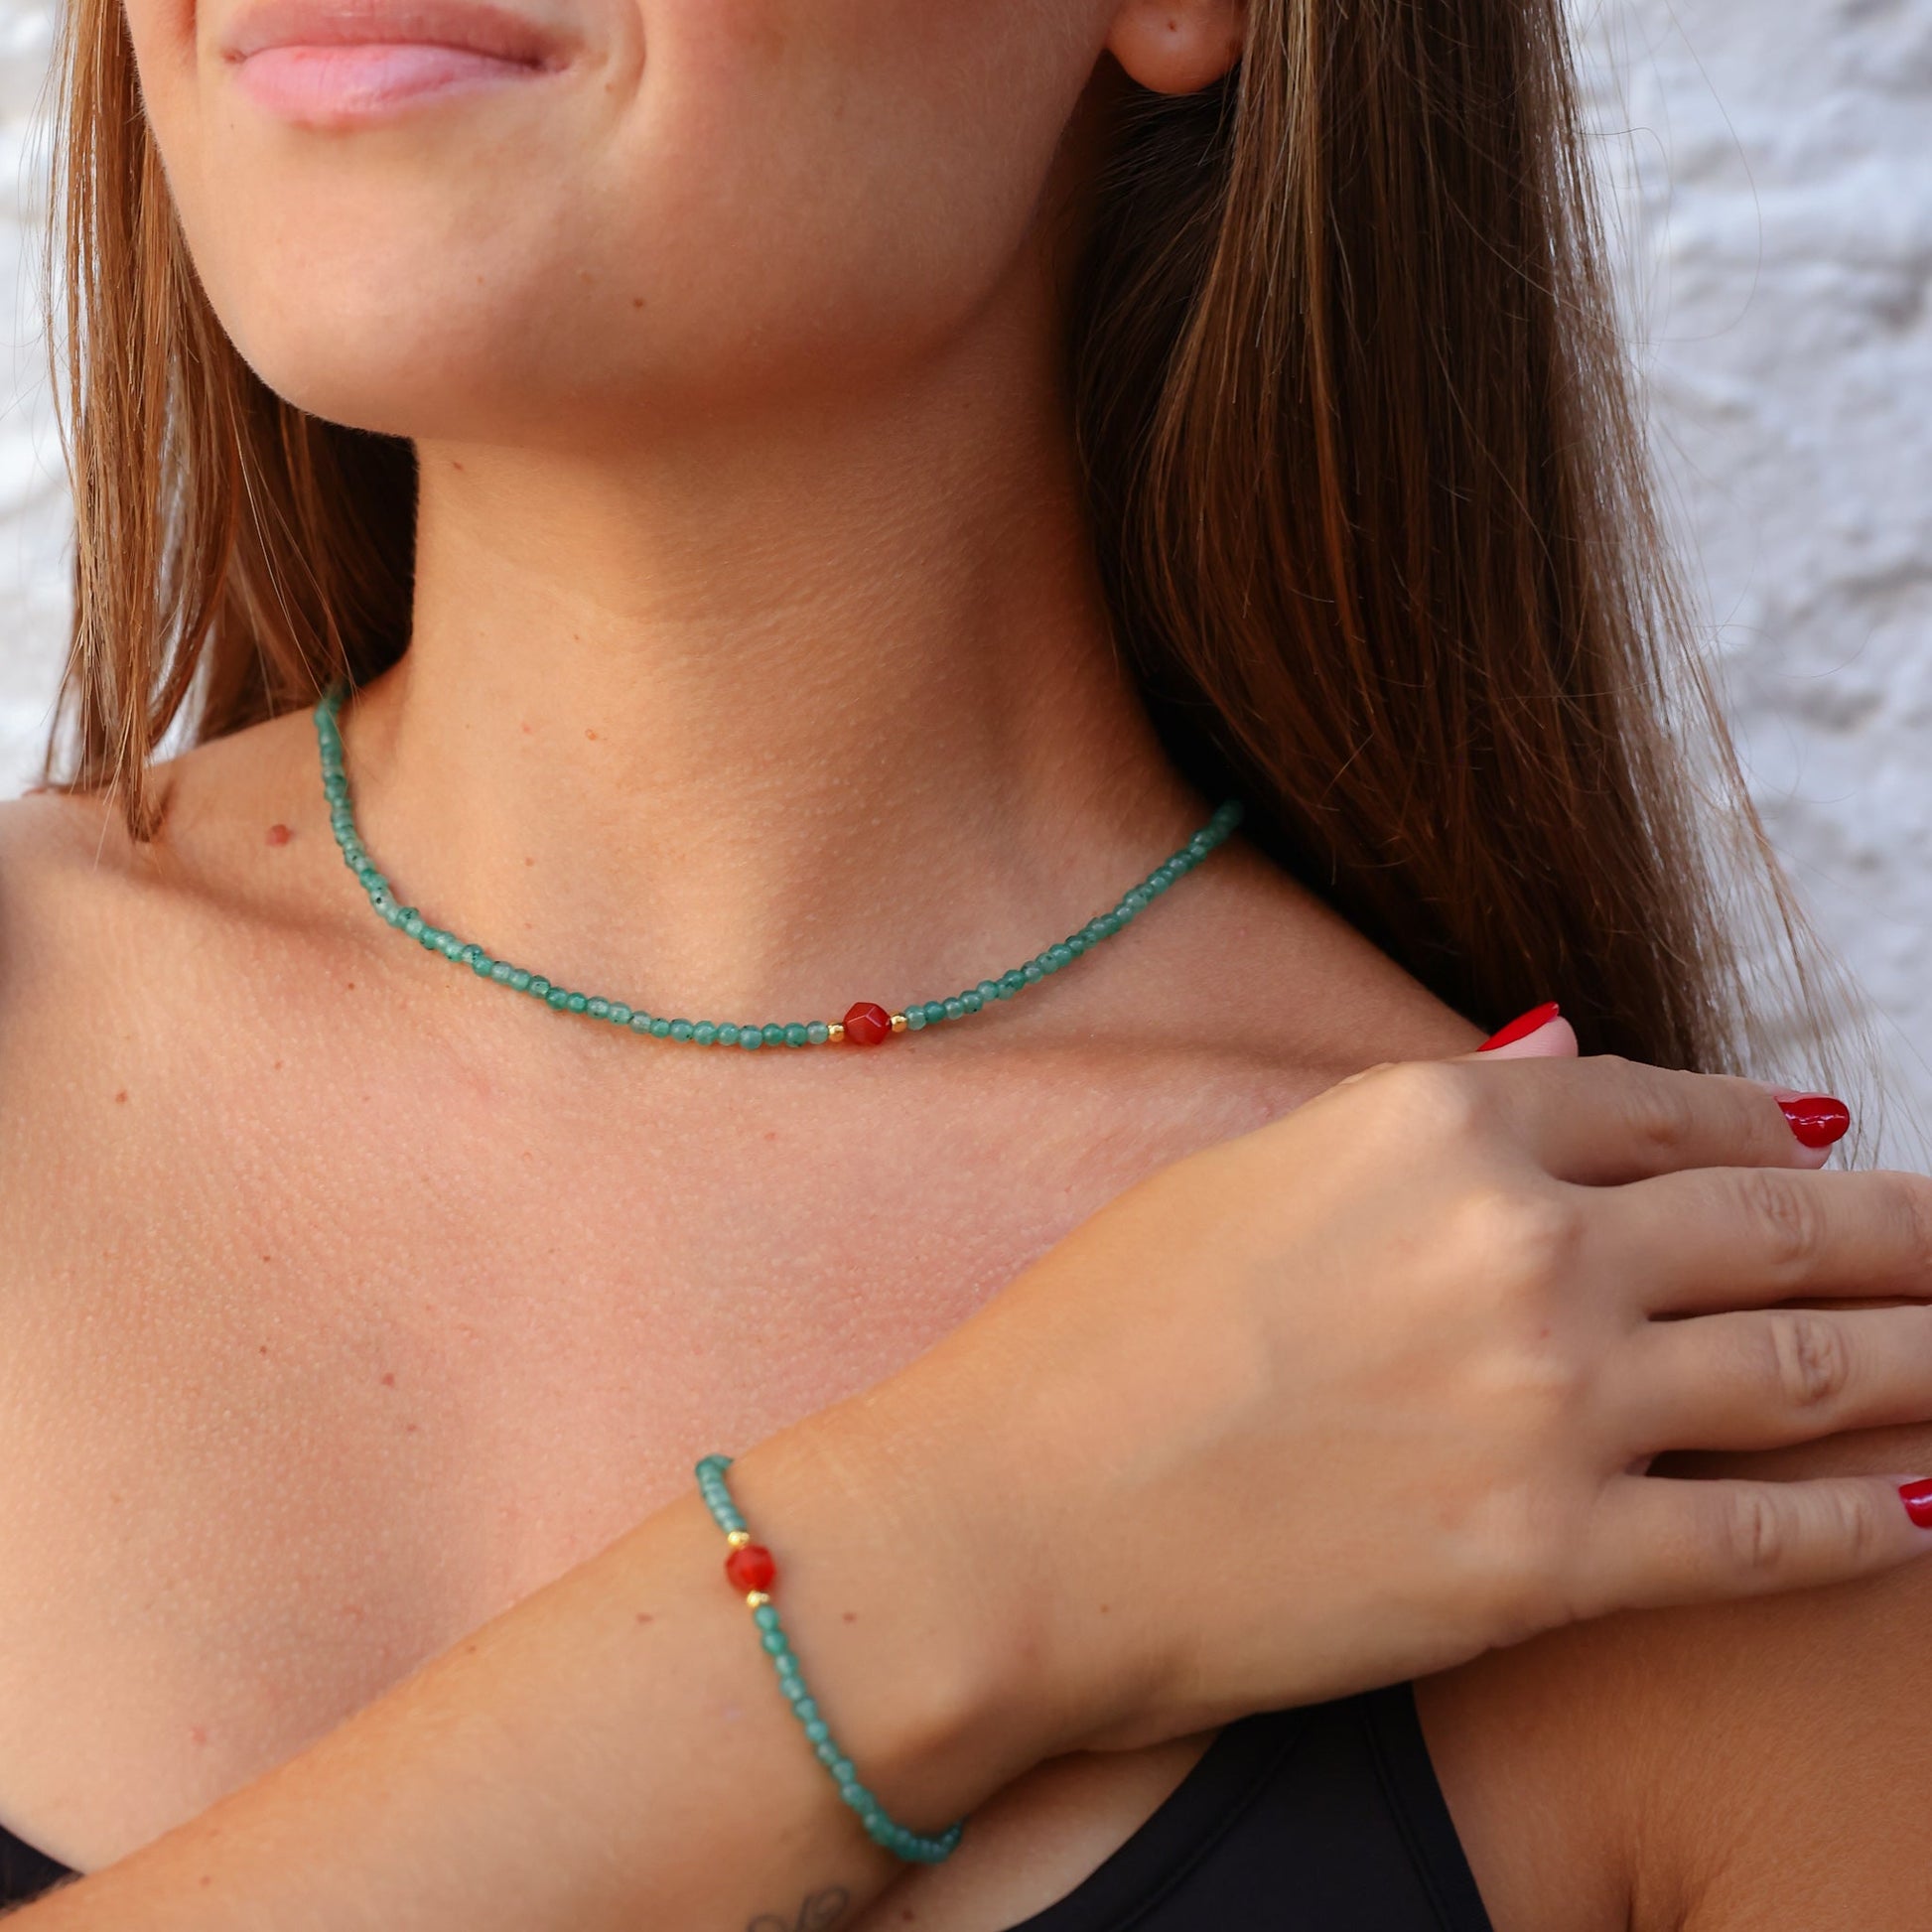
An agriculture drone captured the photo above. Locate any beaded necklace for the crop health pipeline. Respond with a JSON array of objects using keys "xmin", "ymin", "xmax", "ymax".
[{"xmin": 315, "ymin": 680, "xmax": 1241, "ymax": 1049}]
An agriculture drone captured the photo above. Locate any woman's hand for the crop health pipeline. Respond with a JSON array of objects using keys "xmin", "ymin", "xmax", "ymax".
[{"xmin": 850, "ymin": 1035, "xmax": 1932, "ymax": 1763}]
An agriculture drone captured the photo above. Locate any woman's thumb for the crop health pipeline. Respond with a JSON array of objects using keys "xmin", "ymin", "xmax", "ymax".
[{"xmin": 1463, "ymin": 1001, "xmax": 1578, "ymax": 1061}]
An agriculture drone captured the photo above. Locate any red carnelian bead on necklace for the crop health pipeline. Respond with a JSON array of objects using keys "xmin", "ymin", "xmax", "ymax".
[
  {"xmin": 841, "ymin": 1001, "xmax": 895, "ymax": 1046},
  {"xmin": 315, "ymin": 684, "xmax": 1243, "ymax": 1052}
]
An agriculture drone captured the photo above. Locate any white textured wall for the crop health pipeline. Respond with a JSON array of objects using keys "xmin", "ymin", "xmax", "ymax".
[
  {"xmin": 0, "ymin": 0, "xmax": 61, "ymax": 777},
  {"xmin": 1, "ymin": 1, "xmax": 1928, "ymax": 1108},
  {"xmin": 1572, "ymin": 0, "xmax": 1932, "ymax": 1121}
]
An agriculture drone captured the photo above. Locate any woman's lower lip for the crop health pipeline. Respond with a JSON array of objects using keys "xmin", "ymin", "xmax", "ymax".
[{"xmin": 229, "ymin": 44, "xmax": 549, "ymax": 123}]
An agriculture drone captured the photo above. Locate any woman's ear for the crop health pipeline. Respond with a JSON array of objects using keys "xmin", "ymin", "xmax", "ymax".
[{"xmin": 1105, "ymin": 0, "xmax": 1245, "ymax": 96}]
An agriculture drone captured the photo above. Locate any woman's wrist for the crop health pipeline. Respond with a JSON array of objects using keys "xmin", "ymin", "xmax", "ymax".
[
  {"xmin": 18, "ymin": 1374, "xmax": 1069, "ymax": 1927},
  {"xmin": 722, "ymin": 1372, "xmax": 1075, "ymax": 1837}
]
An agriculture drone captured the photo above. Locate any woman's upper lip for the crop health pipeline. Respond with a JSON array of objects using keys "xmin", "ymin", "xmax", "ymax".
[{"xmin": 219, "ymin": 0, "xmax": 570, "ymax": 66}]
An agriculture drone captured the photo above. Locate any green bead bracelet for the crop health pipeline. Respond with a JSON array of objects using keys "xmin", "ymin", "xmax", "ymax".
[
  {"xmin": 315, "ymin": 681, "xmax": 1242, "ymax": 1049},
  {"xmin": 695, "ymin": 1453, "xmax": 967, "ymax": 1864}
]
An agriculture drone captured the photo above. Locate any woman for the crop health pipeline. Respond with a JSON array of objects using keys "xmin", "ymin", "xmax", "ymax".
[{"xmin": 2, "ymin": 0, "xmax": 1929, "ymax": 1925}]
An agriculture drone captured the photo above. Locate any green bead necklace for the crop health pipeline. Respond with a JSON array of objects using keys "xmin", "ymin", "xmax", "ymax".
[{"xmin": 315, "ymin": 680, "xmax": 1242, "ymax": 1047}]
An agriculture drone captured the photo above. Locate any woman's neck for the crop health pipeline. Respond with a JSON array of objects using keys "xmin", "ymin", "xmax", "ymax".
[{"xmin": 345, "ymin": 354, "xmax": 1205, "ymax": 1019}]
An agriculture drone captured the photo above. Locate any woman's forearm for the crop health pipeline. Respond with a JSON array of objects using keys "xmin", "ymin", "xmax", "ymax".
[{"xmin": 14, "ymin": 1388, "xmax": 1051, "ymax": 1930}]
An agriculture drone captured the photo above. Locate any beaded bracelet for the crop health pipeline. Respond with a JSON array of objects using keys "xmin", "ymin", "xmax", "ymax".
[{"xmin": 695, "ymin": 1453, "xmax": 967, "ymax": 1863}]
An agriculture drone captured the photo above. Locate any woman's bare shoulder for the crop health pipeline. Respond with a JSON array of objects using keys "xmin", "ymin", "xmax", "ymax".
[
  {"xmin": 0, "ymin": 712, "xmax": 345, "ymax": 1232},
  {"xmin": 0, "ymin": 708, "xmax": 340, "ymax": 967},
  {"xmin": 0, "ymin": 782, "xmax": 163, "ymax": 1066},
  {"xmin": 1421, "ymin": 1420, "xmax": 1932, "ymax": 1932},
  {"xmin": 1179, "ymin": 836, "xmax": 1483, "ymax": 1072}
]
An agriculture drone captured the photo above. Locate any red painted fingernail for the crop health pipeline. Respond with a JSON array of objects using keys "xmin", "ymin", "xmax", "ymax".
[
  {"xmin": 1477, "ymin": 1002, "xmax": 1561, "ymax": 1051},
  {"xmin": 1899, "ymin": 1479, "xmax": 1932, "ymax": 1529},
  {"xmin": 1774, "ymin": 1093, "xmax": 1851, "ymax": 1150}
]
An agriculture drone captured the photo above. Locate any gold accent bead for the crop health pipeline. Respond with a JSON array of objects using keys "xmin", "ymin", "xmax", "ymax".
[
  {"xmin": 745, "ymin": 1590, "xmax": 771, "ymax": 1609},
  {"xmin": 890, "ymin": 1012, "xmax": 907, "ymax": 1034},
  {"xmin": 726, "ymin": 1530, "xmax": 752, "ymax": 1550},
  {"xmin": 827, "ymin": 1021, "xmax": 846, "ymax": 1043}
]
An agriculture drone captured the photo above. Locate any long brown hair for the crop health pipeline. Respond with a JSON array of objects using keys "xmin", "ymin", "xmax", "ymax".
[{"xmin": 41, "ymin": 0, "xmax": 1826, "ymax": 1074}]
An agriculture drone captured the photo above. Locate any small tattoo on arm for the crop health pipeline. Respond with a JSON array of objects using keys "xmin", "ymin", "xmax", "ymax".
[{"xmin": 747, "ymin": 1883, "xmax": 852, "ymax": 1932}]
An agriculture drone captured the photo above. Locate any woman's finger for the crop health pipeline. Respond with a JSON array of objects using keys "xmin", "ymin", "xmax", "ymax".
[
  {"xmin": 1455, "ymin": 1054, "xmax": 1845, "ymax": 1185},
  {"xmin": 1622, "ymin": 1303, "xmax": 1932, "ymax": 1454},
  {"xmin": 1460, "ymin": 1004, "xmax": 1579, "ymax": 1061},
  {"xmin": 1580, "ymin": 1471, "xmax": 1932, "ymax": 1616},
  {"xmin": 1609, "ymin": 1166, "xmax": 1932, "ymax": 1314}
]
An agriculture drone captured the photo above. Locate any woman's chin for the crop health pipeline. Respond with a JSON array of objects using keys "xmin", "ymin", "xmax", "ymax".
[{"xmin": 226, "ymin": 352, "xmax": 489, "ymax": 442}]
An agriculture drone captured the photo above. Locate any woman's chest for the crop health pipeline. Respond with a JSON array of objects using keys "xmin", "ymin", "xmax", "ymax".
[{"xmin": 0, "ymin": 1024, "xmax": 1291, "ymax": 1899}]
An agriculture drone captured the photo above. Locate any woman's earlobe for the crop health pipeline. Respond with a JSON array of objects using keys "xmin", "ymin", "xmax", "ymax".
[{"xmin": 1105, "ymin": 0, "xmax": 1245, "ymax": 96}]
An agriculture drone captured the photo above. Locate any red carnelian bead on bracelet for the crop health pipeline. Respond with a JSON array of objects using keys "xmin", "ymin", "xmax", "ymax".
[
  {"xmin": 725, "ymin": 1542, "xmax": 777, "ymax": 1592},
  {"xmin": 695, "ymin": 1452, "xmax": 967, "ymax": 1862}
]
